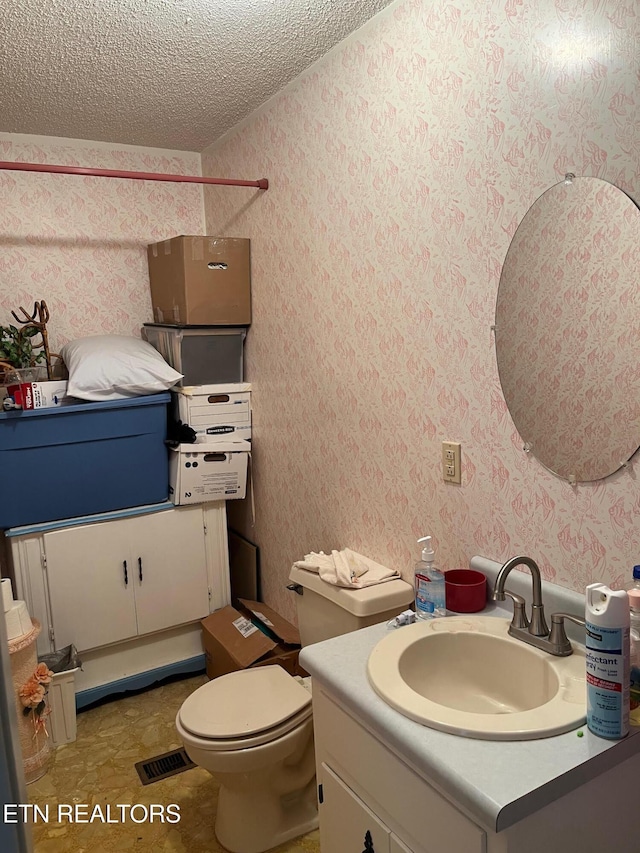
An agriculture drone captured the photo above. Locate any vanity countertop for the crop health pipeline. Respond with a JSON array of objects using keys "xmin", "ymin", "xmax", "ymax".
[{"xmin": 300, "ymin": 602, "xmax": 640, "ymax": 833}]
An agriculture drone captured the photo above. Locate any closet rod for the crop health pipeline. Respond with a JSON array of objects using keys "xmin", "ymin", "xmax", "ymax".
[{"xmin": 0, "ymin": 161, "xmax": 268, "ymax": 190}]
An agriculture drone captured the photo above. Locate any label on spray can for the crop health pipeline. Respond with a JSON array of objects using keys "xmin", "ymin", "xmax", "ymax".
[{"xmin": 585, "ymin": 583, "xmax": 630, "ymax": 739}]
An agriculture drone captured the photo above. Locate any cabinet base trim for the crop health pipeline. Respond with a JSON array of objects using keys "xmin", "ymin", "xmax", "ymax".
[{"xmin": 76, "ymin": 654, "xmax": 205, "ymax": 709}]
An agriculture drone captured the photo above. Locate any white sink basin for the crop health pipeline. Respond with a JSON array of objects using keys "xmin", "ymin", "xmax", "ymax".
[{"xmin": 367, "ymin": 616, "xmax": 586, "ymax": 740}]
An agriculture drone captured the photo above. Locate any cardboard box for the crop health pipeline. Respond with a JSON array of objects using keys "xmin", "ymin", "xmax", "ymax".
[
  {"xmin": 201, "ymin": 599, "xmax": 303, "ymax": 680},
  {"xmin": 4, "ymin": 380, "xmax": 69, "ymax": 410},
  {"xmin": 172, "ymin": 386, "xmax": 251, "ymax": 440},
  {"xmin": 168, "ymin": 438, "xmax": 250, "ymax": 504},
  {"xmin": 147, "ymin": 235, "xmax": 251, "ymax": 326}
]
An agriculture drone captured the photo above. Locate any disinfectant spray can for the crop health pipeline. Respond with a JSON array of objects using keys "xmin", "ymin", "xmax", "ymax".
[{"xmin": 585, "ymin": 583, "xmax": 630, "ymax": 739}]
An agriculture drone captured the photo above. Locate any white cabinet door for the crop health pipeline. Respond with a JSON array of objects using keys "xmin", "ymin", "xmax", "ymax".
[
  {"xmin": 130, "ymin": 507, "xmax": 209, "ymax": 636},
  {"xmin": 390, "ymin": 835, "xmax": 414, "ymax": 853},
  {"xmin": 320, "ymin": 764, "xmax": 391, "ymax": 853},
  {"xmin": 314, "ymin": 689, "xmax": 485, "ymax": 853},
  {"xmin": 43, "ymin": 505, "xmax": 212, "ymax": 652},
  {"xmin": 44, "ymin": 520, "xmax": 137, "ymax": 651}
]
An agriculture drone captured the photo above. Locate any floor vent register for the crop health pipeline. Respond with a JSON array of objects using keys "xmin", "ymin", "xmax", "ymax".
[{"xmin": 135, "ymin": 747, "xmax": 195, "ymax": 785}]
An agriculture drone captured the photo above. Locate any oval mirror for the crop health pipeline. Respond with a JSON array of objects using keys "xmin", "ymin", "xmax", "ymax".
[{"xmin": 495, "ymin": 176, "xmax": 640, "ymax": 483}]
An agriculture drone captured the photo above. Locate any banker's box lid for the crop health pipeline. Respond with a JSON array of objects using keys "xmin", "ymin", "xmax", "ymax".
[
  {"xmin": 201, "ymin": 599, "xmax": 300, "ymax": 670},
  {"xmin": 170, "ymin": 438, "xmax": 251, "ymax": 454},
  {"xmin": 174, "ymin": 383, "xmax": 251, "ymax": 396},
  {"xmin": 288, "ymin": 565, "xmax": 414, "ymax": 618}
]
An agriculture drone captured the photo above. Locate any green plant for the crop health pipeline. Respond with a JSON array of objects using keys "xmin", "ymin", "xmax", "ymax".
[{"xmin": 0, "ymin": 324, "xmax": 46, "ymax": 369}]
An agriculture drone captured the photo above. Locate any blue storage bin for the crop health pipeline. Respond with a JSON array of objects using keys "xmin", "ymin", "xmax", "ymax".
[{"xmin": 0, "ymin": 393, "xmax": 170, "ymax": 529}]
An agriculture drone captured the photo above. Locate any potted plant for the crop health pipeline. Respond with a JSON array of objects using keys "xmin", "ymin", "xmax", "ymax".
[{"xmin": 0, "ymin": 325, "xmax": 47, "ymax": 383}]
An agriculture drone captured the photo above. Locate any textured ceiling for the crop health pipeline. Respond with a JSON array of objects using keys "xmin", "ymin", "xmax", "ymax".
[{"xmin": 1, "ymin": 0, "xmax": 395, "ymax": 152}]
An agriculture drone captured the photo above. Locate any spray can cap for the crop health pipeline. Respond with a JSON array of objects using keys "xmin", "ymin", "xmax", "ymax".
[
  {"xmin": 417, "ymin": 536, "xmax": 435, "ymax": 562},
  {"xmin": 586, "ymin": 582, "xmax": 630, "ymax": 627}
]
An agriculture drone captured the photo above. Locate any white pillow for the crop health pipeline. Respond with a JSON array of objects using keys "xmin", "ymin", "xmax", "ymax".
[{"xmin": 61, "ymin": 335, "xmax": 183, "ymax": 401}]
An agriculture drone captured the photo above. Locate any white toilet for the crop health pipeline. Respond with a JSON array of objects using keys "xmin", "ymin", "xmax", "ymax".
[{"xmin": 176, "ymin": 567, "xmax": 413, "ymax": 853}]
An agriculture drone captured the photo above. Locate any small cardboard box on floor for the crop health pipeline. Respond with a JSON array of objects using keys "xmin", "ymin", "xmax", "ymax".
[{"xmin": 201, "ymin": 599, "xmax": 305, "ymax": 680}]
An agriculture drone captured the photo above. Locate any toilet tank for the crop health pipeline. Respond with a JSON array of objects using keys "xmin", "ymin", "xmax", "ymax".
[{"xmin": 288, "ymin": 565, "xmax": 414, "ymax": 647}]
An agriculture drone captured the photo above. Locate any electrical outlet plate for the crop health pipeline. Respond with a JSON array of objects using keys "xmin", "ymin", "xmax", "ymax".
[{"xmin": 442, "ymin": 441, "xmax": 461, "ymax": 484}]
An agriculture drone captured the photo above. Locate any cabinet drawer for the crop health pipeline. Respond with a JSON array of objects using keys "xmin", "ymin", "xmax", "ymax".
[{"xmin": 314, "ymin": 688, "xmax": 485, "ymax": 853}]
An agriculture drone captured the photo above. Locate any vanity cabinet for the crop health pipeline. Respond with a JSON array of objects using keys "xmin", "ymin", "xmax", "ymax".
[
  {"xmin": 312, "ymin": 683, "xmax": 640, "ymax": 853},
  {"xmin": 8, "ymin": 502, "xmax": 230, "ymax": 656},
  {"xmin": 313, "ymin": 686, "xmax": 485, "ymax": 853}
]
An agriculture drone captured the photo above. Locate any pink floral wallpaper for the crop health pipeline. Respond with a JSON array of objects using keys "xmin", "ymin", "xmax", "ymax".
[
  {"xmin": 0, "ymin": 134, "xmax": 204, "ymax": 354},
  {"xmin": 203, "ymin": 0, "xmax": 640, "ymax": 619},
  {"xmin": 1, "ymin": 0, "xmax": 638, "ymax": 624}
]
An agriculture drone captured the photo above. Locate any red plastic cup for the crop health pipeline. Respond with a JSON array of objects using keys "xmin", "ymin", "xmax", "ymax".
[{"xmin": 444, "ymin": 569, "xmax": 487, "ymax": 613}]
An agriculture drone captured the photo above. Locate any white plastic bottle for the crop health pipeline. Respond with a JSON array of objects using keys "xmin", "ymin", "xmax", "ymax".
[
  {"xmin": 414, "ymin": 536, "xmax": 446, "ymax": 620},
  {"xmin": 585, "ymin": 583, "xmax": 630, "ymax": 739}
]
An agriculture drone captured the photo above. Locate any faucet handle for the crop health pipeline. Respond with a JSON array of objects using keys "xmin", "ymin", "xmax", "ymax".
[
  {"xmin": 548, "ymin": 612, "xmax": 586, "ymax": 656},
  {"xmin": 501, "ymin": 589, "xmax": 530, "ymax": 630}
]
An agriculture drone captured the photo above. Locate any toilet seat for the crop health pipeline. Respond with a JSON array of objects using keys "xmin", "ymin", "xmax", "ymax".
[
  {"xmin": 177, "ymin": 704, "xmax": 313, "ymax": 751},
  {"xmin": 178, "ymin": 665, "xmax": 312, "ymax": 751}
]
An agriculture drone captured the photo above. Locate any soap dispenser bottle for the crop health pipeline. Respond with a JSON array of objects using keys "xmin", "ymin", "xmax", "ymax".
[{"xmin": 414, "ymin": 536, "xmax": 446, "ymax": 619}]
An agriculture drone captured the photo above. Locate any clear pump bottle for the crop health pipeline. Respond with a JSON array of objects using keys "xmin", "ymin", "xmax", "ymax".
[
  {"xmin": 629, "ymin": 589, "xmax": 640, "ymax": 726},
  {"xmin": 414, "ymin": 536, "xmax": 446, "ymax": 619},
  {"xmin": 624, "ymin": 565, "xmax": 640, "ymax": 593}
]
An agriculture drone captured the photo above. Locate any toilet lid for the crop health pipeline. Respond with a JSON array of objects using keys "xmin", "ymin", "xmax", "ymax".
[{"xmin": 179, "ymin": 665, "xmax": 312, "ymax": 740}]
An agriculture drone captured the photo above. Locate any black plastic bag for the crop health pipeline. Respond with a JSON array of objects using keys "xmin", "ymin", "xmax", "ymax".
[{"xmin": 38, "ymin": 644, "xmax": 82, "ymax": 673}]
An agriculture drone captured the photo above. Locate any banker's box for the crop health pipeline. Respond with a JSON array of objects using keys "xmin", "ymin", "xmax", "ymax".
[
  {"xmin": 168, "ymin": 439, "xmax": 250, "ymax": 505},
  {"xmin": 172, "ymin": 384, "xmax": 251, "ymax": 440},
  {"xmin": 200, "ymin": 600, "xmax": 304, "ymax": 680},
  {"xmin": 147, "ymin": 235, "xmax": 251, "ymax": 326}
]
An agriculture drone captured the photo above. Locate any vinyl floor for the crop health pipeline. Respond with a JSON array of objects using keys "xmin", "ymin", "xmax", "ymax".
[{"xmin": 28, "ymin": 673, "xmax": 321, "ymax": 853}]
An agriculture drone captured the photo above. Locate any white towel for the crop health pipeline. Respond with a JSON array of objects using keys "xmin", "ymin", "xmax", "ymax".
[{"xmin": 293, "ymin": 548, "xmax": 399, "ymax": 588}]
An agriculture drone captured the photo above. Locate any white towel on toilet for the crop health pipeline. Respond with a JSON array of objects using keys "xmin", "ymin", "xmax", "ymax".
[{"xmin": 293, "ymin": 549, "xmax": 399, "ymax": 588}]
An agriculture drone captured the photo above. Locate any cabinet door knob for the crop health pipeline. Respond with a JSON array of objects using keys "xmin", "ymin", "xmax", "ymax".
[
  {"xmin": 123, "ymin": 560, "xmax": 128, "ymax": 586},
  {"xmin": 138, "ymin": 557, "xmax": 143, "ymax": 583}
]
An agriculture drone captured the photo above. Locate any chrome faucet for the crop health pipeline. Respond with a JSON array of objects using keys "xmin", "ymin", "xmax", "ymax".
[{"xmin": 493, "ymin": 555, "xmax": 583, "ymax": 656}]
